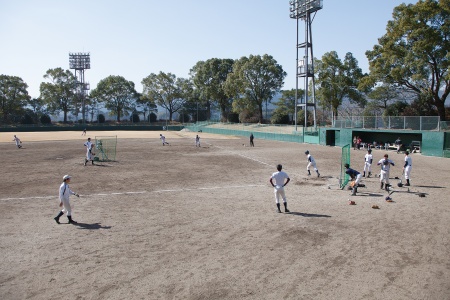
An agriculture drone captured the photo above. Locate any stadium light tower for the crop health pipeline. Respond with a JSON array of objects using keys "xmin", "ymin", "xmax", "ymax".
[
  {"xmin": 69, "ymin": 52, "xmax": 90, "ymax": 124},
  {"xmin": 290, "ymin": 0, "xmax": 322, "ymax": 130}
]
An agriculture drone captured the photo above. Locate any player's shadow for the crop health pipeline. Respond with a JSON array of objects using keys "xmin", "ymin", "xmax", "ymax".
[
  {"xmin": 73, "ymin": 222, "xmax": 112, "ymax": 230},
  {"xmin": 287, "ymin": 212, "xmax": 331, "ymax": 218}
]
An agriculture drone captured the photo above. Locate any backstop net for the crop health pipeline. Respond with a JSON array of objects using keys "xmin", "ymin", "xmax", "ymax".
[
  {"xmin": 94, "ymin": 136, "xmax": 117, "ymax": 161},
  {"xmin": 339, "ymin": 144, "xmax": 351, "ymax": 189}
]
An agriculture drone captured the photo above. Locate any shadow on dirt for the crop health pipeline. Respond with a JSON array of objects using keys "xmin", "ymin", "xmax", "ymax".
[
  {"xmin": 287, "ymin": 212, "xmax": 331, "ymax": 218},
  {"xmin": 73, "ymin": 223, "xmax": 112, "ymax": 230}
]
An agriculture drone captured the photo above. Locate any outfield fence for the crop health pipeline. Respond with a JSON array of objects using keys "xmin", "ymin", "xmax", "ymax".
[{"xmin": 186, "ymin": 121, "xmax": 320, "ymax": 144}]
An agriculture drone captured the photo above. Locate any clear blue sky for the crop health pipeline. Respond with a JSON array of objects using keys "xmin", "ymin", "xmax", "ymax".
[{"xmin": 1, "ymin": 0, "xmax": 416, "ymax": 99}]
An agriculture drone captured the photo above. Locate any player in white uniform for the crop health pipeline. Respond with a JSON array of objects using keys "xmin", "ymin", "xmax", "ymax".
[
  {"xmin": 363, "ymin": 149, "xmax": 373, "ymax": 178},
  {"xmin": 195, "ymin": 135, "xmax": 201, "ymax": 147},
  {"xmin": 305, "ymin": 150, "xmax": 320, "ymax": 177},
  {"xmin": 13, "ymin": 135, "xmax": 22, "ymax": 148},
  {"xmin": 377, "ymin": 154, "xmax": 395, "ymax": 190},
  {"xmin": 160, "ymin": 134, "xmax": 169, "ymax": 146},
  {"xmin": 84, "ymin": 137, "xmax": 95, "ymax": 166},
  {"xmin": 403, "ymin": 151, "xmax": 412, "ymax": 186},
  {"xmin": 54, "ymin": 175, "xmax": 79, "ymax": 224},
  {"xmin": 269, "ymin": 164, "xmax": 291, "ymax": 213}
]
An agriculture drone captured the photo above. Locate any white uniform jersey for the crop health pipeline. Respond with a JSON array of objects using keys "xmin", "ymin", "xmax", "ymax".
[
  {"xmin": 160, "ymin": 135, "xmax": 166, "ymax": 142},
  {"xmin": 307, "ymin": 154, "xmax": 316, "ymax": 164},
  {"xmin": 365, "ymin": 154, "xmax": 373, "ymax": 164},
  {"xmin": 13, "ymin": 136, "xmax": 21, "ymax": 145},
  {"xmin": 271, "ymin": 171, "xmax": 289, "ymax": 188},
  {"xmin": 59, "ymin": 182, "xmax": 75, "ymax": 201},
  {"xmin": 378, "ymin": 158, "xmax": 394, "ymax": 172},
  {"xmin": 404, "ymin": 156, "xmax": 412, "ymax": 166}
]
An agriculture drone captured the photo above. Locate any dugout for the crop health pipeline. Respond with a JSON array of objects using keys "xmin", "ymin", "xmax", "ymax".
[{"xmin": 322, "ymin": 128, "xmax": 446, "ymax": 157}]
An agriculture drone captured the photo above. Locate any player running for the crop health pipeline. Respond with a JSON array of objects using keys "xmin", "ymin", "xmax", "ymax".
[
  {"xmin": 269, "ymin": 164, "xmax": 291, "ymax": 213},
  {"xmin": 160, "ymin": 134, "xmax": 169, "ymax": 146},
  {"xmin": 13, "ymin": 135, "xmax": 22, "ymax": 148},
  {"xmin": 305, "ymin": 150, "xmax": 320, "ymax": 177}
]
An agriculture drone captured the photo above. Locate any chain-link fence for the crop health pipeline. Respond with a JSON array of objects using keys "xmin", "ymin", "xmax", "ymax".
[{"xmin": 333, "ymin": 116, "xmax": 440, "ymax": 131}]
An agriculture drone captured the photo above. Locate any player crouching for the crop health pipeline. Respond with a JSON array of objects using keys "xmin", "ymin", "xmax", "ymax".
[{"xmin": 345, "ymin": 163, "xmax": 362, "ymax": 196}]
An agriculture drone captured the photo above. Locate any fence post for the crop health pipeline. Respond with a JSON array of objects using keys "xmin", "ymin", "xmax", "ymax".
[
  {"xmin": 420, "ymin": 116, "xmax": 422, "ymax": 131},
  {"xmin": 404, "ymin": 116, "xmax": 406, "ymax": 129}
]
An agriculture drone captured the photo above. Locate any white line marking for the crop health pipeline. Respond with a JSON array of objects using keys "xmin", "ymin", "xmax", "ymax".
[
  {"xmin": 212, "ymin": 145, "xmax": 273, "ymax": 167},
  {"xmin": 0, "ymin": 185, "xmax": 264, "ymax": 201}
]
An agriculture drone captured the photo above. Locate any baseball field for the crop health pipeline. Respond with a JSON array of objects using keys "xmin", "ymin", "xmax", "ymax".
[{"xmin": 0, "ymin": 130, "xmax": 449, "ymax": 299}]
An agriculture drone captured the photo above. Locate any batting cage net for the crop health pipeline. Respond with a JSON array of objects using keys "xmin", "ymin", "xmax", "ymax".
[
  {"xmin": 339, "ymin": 144, "xmax": 351, "ymax": 189},
  {"xmin": 94, "ymin": 136, "xmax": 117, "ymax": 162}
]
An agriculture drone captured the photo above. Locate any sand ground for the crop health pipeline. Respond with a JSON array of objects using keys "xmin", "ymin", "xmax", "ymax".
[{"xmin": 0, "ymin": 130, "xmax": 449, "ymax": 300}]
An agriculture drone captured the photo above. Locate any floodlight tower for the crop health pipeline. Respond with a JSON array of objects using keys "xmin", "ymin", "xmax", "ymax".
[
  {"xmin": 290, "ymin": 0, "xmax": 322, "ymax": 130},
  {"xmin": 69, "ymin": 52, "xmax": 90, "ymax": 124}
]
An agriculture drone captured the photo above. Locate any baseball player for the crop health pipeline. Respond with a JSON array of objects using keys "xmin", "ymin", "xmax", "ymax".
[
  {"xmin": 305, "ymin": 150, "xmax": 320, "ymax": 177},
  {"xmin": 13, "ymin": 135, "xmax": 22, "ymax": 148},
  {"xmin": 195, "ymin": 135, "xmax": 201, "ymax": 147},
  {"xmin": 345, "ymin": 164, "xmax": 362, "ymax": 196},
  {"xmin": 81, "ymin": 128, "xmax": 87, "ymax": 136},
  {"xmin": 269, "ymin": 164, "xmax": 291, "ymax": 213},
  {"xmin": 363, "ymin": 149, "xmax": 373, "ymax": 178},
  {"xmin": 160, "ymin": 134, "xmax": 169, "ymax": 146},
  {"xmin": 54, "ymin": 175, "xmax": 79, "ymax": 224},
  {"xmin": 250, "ymin": 133, "xmax": 254, "ymax": 147},
  {"xmin": 84, "ymin": 137, "xmax": 95, "ymax": 166},
  {"xmin": 377, "ymin": 154, "xmax": 395, "ymax": 190},
  {"xmin": 403, "ymin": 151, "xmax": 412, "ymax": 186}
]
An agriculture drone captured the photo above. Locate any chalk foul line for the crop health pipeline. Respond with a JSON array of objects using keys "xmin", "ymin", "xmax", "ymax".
[{"xmin": 1, "ymin": 184, "xmax": 265, "ymax": 201}]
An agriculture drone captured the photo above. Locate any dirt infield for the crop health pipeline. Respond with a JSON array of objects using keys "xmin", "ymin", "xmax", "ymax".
[{"xmin": 1, "ymin": 131, "xmax": 449, "ymax": 299}]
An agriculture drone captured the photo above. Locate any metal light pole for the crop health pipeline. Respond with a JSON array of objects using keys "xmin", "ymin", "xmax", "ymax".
[
  {"xmin": 69, "ymin": 52, "xmax": 90, "ymax": 124},
  {"xmin": 289, "ymin": 0, "xmax": 322, "ymax": 130}
]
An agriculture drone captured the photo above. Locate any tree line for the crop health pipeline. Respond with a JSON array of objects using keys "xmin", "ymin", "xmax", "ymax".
[{"xmin": 1, "ymin": 0, "xmax": 448, "ymax": 125}]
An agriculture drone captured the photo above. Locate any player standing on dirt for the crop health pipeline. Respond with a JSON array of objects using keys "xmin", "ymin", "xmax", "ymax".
[
  {"xmin": 160, "ymin": 134, "xmax": 169, "ymax": 146},
  {"xmin": 377, "ymin": 154, "xmax": 395, "ymax": 190},
  {"xmin": 363, "ymin": 149, "xmax": 373, "ymax": 178},
  {"xmin": 249, "ymin": 133, "xmax": 254, "ymax": 147},
  {"xmin": 345, "ymin": 164, "xmax": 362, "ymax": 196},
  {"xmin": 13, "ymin": 135, "xmax": 22, "ymax": 148},
  {"xmin": 305, "ymin": 150, "xmax": 320, "ymax": 177},
  {"xmin": 195, "ymin": 135, "xmax": 201, "ymax": 147},
  {"xmin": 84, "ymin": 137, "xmax": 95, "ymax": 166},
  {"xmin": 403, "ymin": 151, "xmax": 412, "ymax": 186},
  {"xmin": 54, "ymin": 175, "xmax": 79, "ymax": 224},
  {"xmin": 270, "ymin": 164, "xmax": 291, "ymax": 213}
]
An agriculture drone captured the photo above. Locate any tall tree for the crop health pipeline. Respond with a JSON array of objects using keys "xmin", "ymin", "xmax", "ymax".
[
  {"xmin": 314, "ymin": 51, "xmax": 366, "ymax": 117},
  {"xmin": 271, "ymin": 89, "xmax": 305, "ymax": 124},
  {"xmin": 0, "ymin": 75, "xmax": 30, "ymax": 123},
  {"xmin": 366, "ymin": 0, "xmax": 450, "ymax": 120},
  {"xmin": 225, "ymin": 54, "xmax": 286, "ymax": 123},
  {"xmin": 190, "ymin": 58, "xmax": 234, "ymax": 121},
  {"xmin": 90, "ymin": 75, "xmax": 138, "ymax": 122},
  {"xmin": 39, "ymin": 68, "xmax": 77, "ymax": 123},
  {"xmin": 141, "ymin": 72, "xmax": 188, "ymax": 121}
]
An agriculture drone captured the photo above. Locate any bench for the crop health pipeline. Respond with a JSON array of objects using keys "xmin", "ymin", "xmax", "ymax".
[{"xmin": 410, "ymin": 141, "xmax": 421, "ymax": 153}]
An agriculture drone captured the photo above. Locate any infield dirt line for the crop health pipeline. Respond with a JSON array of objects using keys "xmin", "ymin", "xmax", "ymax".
[{"xmin": 0, "ymin": 184, "xmax": 266, "ymax": 201}]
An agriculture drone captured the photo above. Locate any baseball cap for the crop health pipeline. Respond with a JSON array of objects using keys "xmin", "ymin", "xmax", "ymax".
[{"xmin": 63, "ymin": 175, "xmax": 72, "ymax": 181}]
